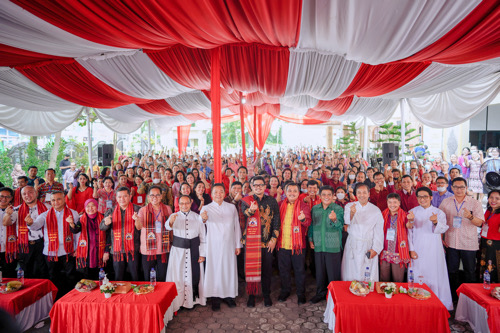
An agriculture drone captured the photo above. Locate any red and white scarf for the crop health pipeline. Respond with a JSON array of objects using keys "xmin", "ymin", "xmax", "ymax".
[
  {"xmin": 382, "ymin": 208, "xmax": 410, "ymax": 267},
  {"xmin": 15, "ymin": 201, "xmax": 47, "ymax": 255},
  {"xmin": 144, "ymin": 203, "xmax": 171, "ymax": 263},
  {"xmin": 242, "ymin": 196, "xmax": 262, "ymax": 295},
  {"xmin": 277, "ymin": 199, "xmax": 304, "ymax": 254},
  {"xmin": 76, "ymin": 213, "xmax": 106, "ymax": 269},
  {"xmin": 46, "ymin": 206, "xmax": 74, "ymax": 261},
  {"xmin": 112, "ymin": 203, "xmax": 135, "ymax": 262}
]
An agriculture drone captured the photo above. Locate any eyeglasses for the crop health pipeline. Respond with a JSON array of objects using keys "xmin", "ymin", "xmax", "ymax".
[
  {"xmin": 0, "ymin": 195, "xmax": 12, "ymax": 199},
  {"xmin": 417, "ymin": 196, "xmax": 430, "ymax": 199},
  {"xmin": 452, "ymin": 186, "xmax": 466, "ymax": 190},
  {"xmin": 149, "ymin": 194, "xmax": 162, "ymax": 198},
  {"xmin": 253, "ymin": 184, "xmax": 265, "ymax": 188}
]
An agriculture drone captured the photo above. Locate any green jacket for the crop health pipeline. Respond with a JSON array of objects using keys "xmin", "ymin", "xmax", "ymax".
[{"xmin": 308, "ymin": 202, "xmax": 344, "ymax": 253}]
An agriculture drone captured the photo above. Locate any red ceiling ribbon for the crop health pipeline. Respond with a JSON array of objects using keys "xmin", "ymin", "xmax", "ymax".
[
  {"xmin": 177, "ymin": 125, "xmax": 191, "ymax": 156},
  {"xmin": 400, "ymin": 0, "xmax": 500, "ymax": 64},
  {"xmin": 136, "ymin": 100, "xmax": 181, "ymax": 116},
  {"xmin": 0, "ymin": 44, "xmax": 67, "ymax": 67},
  {"xmin": 16, "ymin": 60, "xmax": 150, "ymax": 108},
  {"xmin": 312, "ymin": 96, "xmax": 354, "ymax": 116},
  {"xmin": 276, "ymin": 115, "xmax": 326, "ymax": 125},
  {"xmin": 211, "ymin": 48, "xmax": 222, "ymax": 183},
  {"xmin": 339, "ymin": 62, "xmax": 430, "ymax": 98},
  {"xmin": 12, "ymin": 0, "xmax": 301, "ymax": 49},
  {"xmin": 239, "ymin": 93, "xmax": 247, "ymax": 167},
  {"xmin": 245, "ymin": 105, "xmax": 276, "ymax": 152}
]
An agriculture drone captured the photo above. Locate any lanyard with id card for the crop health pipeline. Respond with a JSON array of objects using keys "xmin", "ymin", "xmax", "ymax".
[
  {"xmin": 482, "ymin": 213, "xmax": 494, "ymax": 237},
  {"xmin": 453, "ymin": 199, "xmax": 465, "ymax": 228},
  {"xmin": 386, "ymin": 228, "xmax": 396, "ymax": 241},
  {"xmin": 154, "ymin": 209, "xmax": 162, "ymax": 233}
]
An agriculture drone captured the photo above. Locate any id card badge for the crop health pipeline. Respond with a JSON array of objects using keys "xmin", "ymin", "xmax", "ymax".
[
  {"xmin": 386, "ymin": 228, "xmax": 396, "ymax": 241},
  {"xmin": 453, "ymin": 216, "xmax": 462, "ymax": 228},
  {"xmin": 137, "ymin": 196, "xmax": 143, "ymax": 204},
  {"xmin": 106, "ymin": 200, "xmax": 113, "ymax": 209},
  {"xmin": 155, "ymin": 221, "xmax": 162, "ymax": 233},
  {"xmin": 481, "ymin": 223, "xmax": 489, "ymax": 237},
  {"xmin": 45, "ymin": 193, "xmax": 52, "ymax": 202}
]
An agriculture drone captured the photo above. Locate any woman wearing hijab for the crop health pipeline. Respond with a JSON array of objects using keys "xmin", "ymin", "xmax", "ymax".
[{"xmin": 69, "ymin": 199, "xmax": 109, "ymax": 279}]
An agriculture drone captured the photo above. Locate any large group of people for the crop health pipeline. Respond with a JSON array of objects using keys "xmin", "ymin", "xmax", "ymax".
[{"xmin": 0, "ymin": 146, "xmax": 499, "ymax": 315}]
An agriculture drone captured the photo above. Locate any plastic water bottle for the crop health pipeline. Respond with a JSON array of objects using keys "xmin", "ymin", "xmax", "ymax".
[
  {"xmin": 150, "ymin": 268, "xmax": 157, "ymax": 286},
  {"xmin": 408, "ymin": 269, "xmax": 415, "ymax": 292},
  {"xmin": 483, "ymin": 269, "xmax": 491, "ymax": 290},
  {"xmin": 99, "ymin": 268, "xmax": 105, "ymax": 286},
  {"xmin": 17, "ymin": 267, "xmax": 24, "ymax": 285},
  {"xmin": 364, "ymin": 266, "xmax": 370, "ymax": 283}
]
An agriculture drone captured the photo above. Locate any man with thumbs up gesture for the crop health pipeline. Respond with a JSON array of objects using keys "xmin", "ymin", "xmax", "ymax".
[{"xmin": 277, "ymin": 182, "xmax": 311, "ymax": 305}]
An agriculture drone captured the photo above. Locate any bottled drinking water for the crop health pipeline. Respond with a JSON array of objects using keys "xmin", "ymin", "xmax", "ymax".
[
  {"xmin": 408, "ymin": 269, "xmax": 415, "ymax": 292},
  {"xmin": 17, "ymin": 267, "xmax": 24, "ymax": 285},
  {"xmin": 364, "ymin": 267, "xmax": 370, "ymax": 284},
  {"xmin": 150, "ymin": 268, "xmax": 157, "ymax": 286},
  {"xmin": 99, "ymin": 268, "xmax": 105, "ymax": 286},
  {"xmin": 483, "ymin": 269, "xmax": 491, "ymax": 290}
]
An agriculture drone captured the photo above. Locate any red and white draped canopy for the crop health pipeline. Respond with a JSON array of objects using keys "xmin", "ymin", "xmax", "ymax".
[{"xmin": 0, "ymin": 0, "xmax": 499, "ymax": 136}]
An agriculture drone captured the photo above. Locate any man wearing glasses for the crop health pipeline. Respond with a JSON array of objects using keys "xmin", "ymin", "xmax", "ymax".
[
  {"xmin": 406, "ymin": 187, "xmax": 452, "ymax": 310},
  {"xmin": 439, "ymin": 177, "xmax": 484, "ymax": 302}
]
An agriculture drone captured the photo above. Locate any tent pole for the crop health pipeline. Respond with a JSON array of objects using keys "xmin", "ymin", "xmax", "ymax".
[
  {"xmin": 400, "ymin": 101, "xmax": 406, "ymax": 164},
  {"xmin": 148, "ymin": 120, "xmax": 152, "ymax": 152},
  {"xmin": 253, "ymin": 106, "xmax": 257, "ymax": 158},
  {"xmin": 211, "ymin": 48, "xmax": 222, "ymax": 183},
  {"xmin": 86, "ymin": 107, "xmax": 93, "ymax": 178},
  {"xmin": 363, "ymin": 117, "xmax": 368, "ymax": 161},
  {"xmin": 239, "ymin": 93, "xmax": 247, "ymax": 167}
]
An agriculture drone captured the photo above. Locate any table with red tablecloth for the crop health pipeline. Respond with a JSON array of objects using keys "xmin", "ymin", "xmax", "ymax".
[
  {"xmin": 0, "ymin": 278, "xmax": 58, "ymax": 331},
  {"xmin": 456, "ymin": 283, "xmax": 500, "ymax": 333},
  {"xmin": 49, "ymin": 282, "xmax": 177, "ymax": 333},
  {"xmin": 323, "ymin": 281, "xmax": 450, "ymax": 333}
]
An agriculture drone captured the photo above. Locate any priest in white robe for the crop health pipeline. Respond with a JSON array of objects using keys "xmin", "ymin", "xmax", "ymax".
[
  {"xmin": 200, "ymin": 183, "xmax": 242, "ymax": 311},
  {"xmin": 407, "ymin": 187, "xmax": 453, "ymax": 310},
  {"xmin": 341, "ymin": 183, "xmax": 384, "ymax": 282},
  {"xmin": 164, "ymin": 195, "xmax": 206, "ymax": 322}
]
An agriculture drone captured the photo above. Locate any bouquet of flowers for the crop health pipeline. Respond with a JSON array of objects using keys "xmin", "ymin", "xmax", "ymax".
[{"xmin": 100, "ymin": 282, "xmax": 115, "ymax": 295}]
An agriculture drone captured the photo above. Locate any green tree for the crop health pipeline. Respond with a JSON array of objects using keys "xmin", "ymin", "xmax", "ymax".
[
  {"xmin": 370, "ymin": 122, "xmax": 423, "ymax": 159},
  {"xmin": 339, "ymin": 122, "xmax": 360, "ymax": 154},
  {"xmin": 0, "ymin": 148, "xmax": 13, "ymax": 187}
]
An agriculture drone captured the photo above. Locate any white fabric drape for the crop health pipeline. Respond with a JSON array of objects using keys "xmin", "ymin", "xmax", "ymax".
[
  {"xmin": 166, "ymin": 91, "xmax": 211, "ymax": 114},
  {"xmin": 152, "ymin": 116, "xmax": 193, "ymax": 133},
  {"xmin": 297, "ymin": 0, "xmax": 480, "ymax": 64},
  {"xmin": 284, "ymin": 49, "xmax": 361, "ymax": 100},
  {"xmin": 0, "ymin": 68, "xmax": 81, "ymax": 111},
  {"xmin": 331, "ymin": 97, "xmax": 398, "ymax": 125},
  {"xmin": 280, "ymin": 94, "xmax": 318, "ymax": 109},
  {"xmin": 0, "ymin": 1, "xmax": 132, "ymax": 57},
  {"xmin": 94, "ymin": 108, "xmax": 144, "ymax": 134},
  {"xmin": 406, "ymin": 73, "xmax": 500, "ymax": 128},
  {"xmin": 78, "ymin": 50, "xmax": 193, "ymax": 99},
  {"xmin": 279, "ymin": 105, "xmax": 310, "ymax": 117},
  {"xmin": 381, "ymin": 62, "xmax": 500, "ymax": 99},
  {"xmin": 0, "ymin": 105, "xmax": 83, "ymax": 135},
  {"xmin": 15, "ymin": 292, "xmax": 54, "ymax": 332}
]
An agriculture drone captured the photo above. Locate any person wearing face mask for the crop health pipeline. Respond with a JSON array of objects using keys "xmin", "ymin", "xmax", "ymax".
[
  {"xmin": 137, "ymin": 171, "xmax": 173, "ymax": 210},
  {"xmin": 431, "ymin": 177, "xmax": 453, "ymax": 208}
]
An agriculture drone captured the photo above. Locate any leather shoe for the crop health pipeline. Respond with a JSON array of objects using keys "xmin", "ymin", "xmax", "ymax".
[
  {"xmin": 278, "ymin": 292, "xmax": 290, "ymax": 302},
  {"xmin": 297, "ymin": 295, "xmax": 306, "ymax": 305},
  {"xmin": 247, "ymin": 295, "xmax": 255, "ymax": 308},
  {"xmin": 224, "ymin": 298, "xmax": 236, "ymax": 308},
  {"xmin": 211, "ymin": 298, "xmax": 221, "ymax": 311},
  {"xmin": 309, "ymin": 294, "xmax": 325, "ymax": 304},
  {"xmin": 264, "ymin": 295, "xmax": 272, "ymax": 307}
]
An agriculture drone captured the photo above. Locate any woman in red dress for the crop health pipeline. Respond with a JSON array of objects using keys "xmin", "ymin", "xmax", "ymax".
[{"xmin": 66, "ymin": 173, "xmax": 94, "ymax": 214}]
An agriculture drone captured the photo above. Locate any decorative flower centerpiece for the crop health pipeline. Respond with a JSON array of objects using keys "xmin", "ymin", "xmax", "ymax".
[
  {"xmin": 99, "ymin": 274, "xmax": 115, "ymax": 298},
  {"xmin": 380, "ymin": 282, "xmax": 397, "ymax": 299}
]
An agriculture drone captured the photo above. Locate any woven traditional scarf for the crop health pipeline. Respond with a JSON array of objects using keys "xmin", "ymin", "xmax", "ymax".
[
  {"xmin": 16, "ymin": 201, "xmax": 47, "ymax": 255},
  {"xmin": 242, "ymin": 196, "xmax": 262, "ymax": 295},
  {"xmin": 277, "ymin": 198, "xmax": 304, "ymax": 254},
  {"xmin": 13, "ymin": 188, "xmax": 23, "ymax": 206},
  {"xmin": 5, "ymin": 222, "xmax": 17, "ymax": 263},
  {"xmin": 112, "ymin": 203, "xmax": 135, "ymax": 262},
  {"xmin": 382, "ymin": 208, "xmax": 410, "ymax": 267},
  {"xmin": 144, "ymin": 203, "xmax": 171, "ymax": 263},
  {"xmin": 76, "ymin": 213, "xmax": 106, "ymax": 269},
  {"xmin": 46, "ymin": 206, "xmax": 74, "ymax": 261}
]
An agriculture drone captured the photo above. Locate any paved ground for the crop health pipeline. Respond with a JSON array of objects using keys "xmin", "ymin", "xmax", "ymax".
[{"xmin": 26, "ymin": 273, "xmax": 473, "ymax": 333}]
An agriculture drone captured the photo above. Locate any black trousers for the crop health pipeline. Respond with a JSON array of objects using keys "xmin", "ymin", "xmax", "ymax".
[
  {"xmin": 278, "ymin": 249, "xmax": 306, "ymax": 297},
  {"xmin": 113, "ymin": 252, "xmax": 140, "ymax": 281},
  {"xmin": 314, "ymin": 251, "xmax": 342, "ymax": 297},
  {"xmin": 18, "ymin": 239, "xmax": 48, "ymax": 279},
  {"xmin": 142, "ymin": 253, "xmax": 168, "ymax": 282},
  {"xmin": 0, "ymin": 252, "xmax": 17, "ymax": 278},
  {"xmin": 446, "ymin": 247, "xmax": 477, "ymax": 301},
  {"xmin": 45, "ymin": 255, "xmax": 77, "ymax": 299},
  {"xmin": 237, "ymin": 247, "xmax": 245, "ymax": 280}
]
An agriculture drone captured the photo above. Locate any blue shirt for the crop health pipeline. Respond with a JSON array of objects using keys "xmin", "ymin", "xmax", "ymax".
[{"xmin": 431, "ymin": 190, "xmax": 453, "ymax": 208}]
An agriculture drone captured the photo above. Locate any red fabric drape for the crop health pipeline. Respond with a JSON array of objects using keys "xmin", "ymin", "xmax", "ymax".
[
  {"xmin": 239, "ymin": 93, "xmax": 247, "ymax": 167},
  {"xmin": 339, "ymin": 62, "xmax": 430, "ymax": 98},
  {"xmin": 312, "ymin": 96, "xmax": 354, "ymax": 116},
  {"xmin": 277, "ymin": 115, "xmax": 326, "ymax": 125},
  {"xmin": 245, "ymin": 106, "xmax": 275, "ymax": 152},
  {"xmin": 211, "ymin": 48, "xmax": 222, "ymax": 183},
  {"xmin": 17, "ymin": 60, "xmax": 150, "ymax": 108},
  {"xmin": 400, "ymin": 0, "xmax": 500, "ymax": 64},
  {"xmin": 13, "ymin": 0, "xmax": 302, "ymax": 49},
  {"xmin": 137, "ymin": 100, "xmax": 181, "ymax": 116},
  {"xmin": 253, "ymin": 106, "xmax": 257, "ymax": 156},
  {"xmin": 0, "ymin": 44, "xmax": 67, "ymax": 67},
  {"xmin": 177, "ymin": 125, "xmax": 191, "ymax": 156}
]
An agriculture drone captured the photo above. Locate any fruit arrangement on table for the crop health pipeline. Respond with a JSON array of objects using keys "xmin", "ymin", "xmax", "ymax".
[{"xmin": 0, "ymin": 281, "xmax": 22, "ymax": 294}]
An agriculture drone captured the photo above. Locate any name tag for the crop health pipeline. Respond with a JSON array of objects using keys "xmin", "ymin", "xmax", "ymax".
[
  {"xmin": 386, "ymin": 228, "xmax": 396, "ymax": 242},
  {"xmin": 106, "ymin": 200, "xmax": 113, "ymax": 209},
  {"xmin": 155, "ymin": 221, "xmax": 162, "ymax": 234},
  {"xmin": 137, "ymin": 196, "xmax": 143, "ymax": 204},
  {"xmin": 453, "ymin": 216, "xmax": 462, "ymax": 228},
  {"xmin": 45, "ymin": 193, "xmax": 52, "ymax": 202},
  {"xmin": 481, "ymin": 223, "xmax": 489, "ymax": 237}
]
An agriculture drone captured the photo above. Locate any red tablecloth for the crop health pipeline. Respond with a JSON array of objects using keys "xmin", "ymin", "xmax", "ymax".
[
  {"xmin": 50, "ymin": 282, "xmax": 177, "ymax": 333},
  {"xmin": 457, "ymin": 283, "xmax": 500, "ymax": 333},
  {"xmin": 327, "ymin": 281, "xmax": 450, "ymax": 333},
  {"xmin": 0, "ymin": 278, "xmax": 57, "ymax": 315}
]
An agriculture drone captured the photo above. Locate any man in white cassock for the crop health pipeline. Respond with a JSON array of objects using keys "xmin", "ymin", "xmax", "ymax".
[
  {"xmin": 164, "ymin": 195, "xmax": 206, "ymax": 321},
  {"xmin": 341, "ymin": 183, "xmax": 384, "ymax": 282},
  {"xmin": 407, "ymin": 187, "xmax": 453, "ymax": 310},
  {"xmin": 200, "ymin": 183, "xmax": 242, "ymax": 311}
]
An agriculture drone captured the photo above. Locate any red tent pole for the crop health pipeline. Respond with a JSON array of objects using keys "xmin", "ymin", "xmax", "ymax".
[
  {"xmin": 253, "ymin": 106, "xmax": 257, "ymax": 158},
  {"xmin": 211, "ymin": 48, "xmax": 222, "ymax": 183},
  {"xmin": 239, "ymin": 92, "xmax": 247, "ymax": 167}
]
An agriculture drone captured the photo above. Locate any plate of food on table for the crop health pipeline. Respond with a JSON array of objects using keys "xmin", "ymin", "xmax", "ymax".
[
  {"xmin": 408, "ymin": 287, "xmax": 431, "ymax": 300},
  {"xmin": 349, "ymin": 280, "xmax": 369, "ymax": 297},
  {"xmin": 491, "ymin": 287, "xmax": 500, "ymax": 300},
  {"xmin": 0, "ymin": 281, "xmax": 22, "ymax": 294},
  {"xmin": 75, "ymin": 279, "xmax": 98, "ymax": 292},
  {"xmin": 133, "ymin": 284, "xmax": 155, "ymax": 295}
]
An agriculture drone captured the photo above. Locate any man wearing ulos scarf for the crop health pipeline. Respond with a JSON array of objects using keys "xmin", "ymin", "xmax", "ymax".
[
  {"xmin": 100, "ymin": 186, "xmax": 142, "ymax": 281},
  {"xmin": 30, "ymin": 191, "xmax": 79, "ymax": 297}
]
